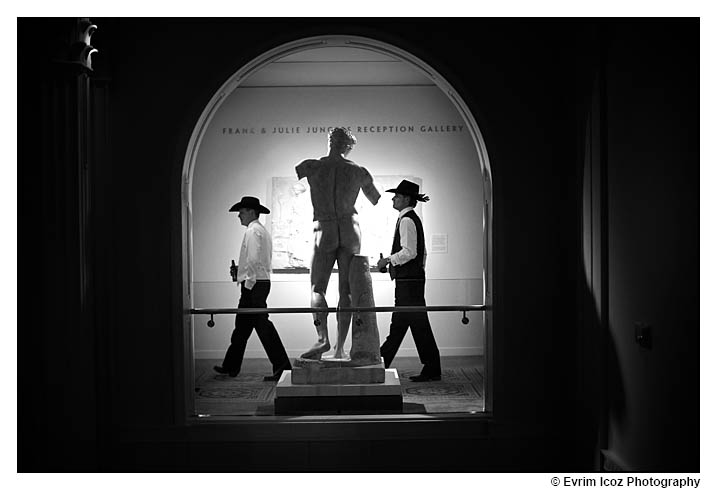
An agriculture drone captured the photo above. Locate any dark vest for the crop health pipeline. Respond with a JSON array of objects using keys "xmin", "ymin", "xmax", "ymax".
[{"xmin": 390, "ymin": 209, "xmax": 426, "ymax": 280}]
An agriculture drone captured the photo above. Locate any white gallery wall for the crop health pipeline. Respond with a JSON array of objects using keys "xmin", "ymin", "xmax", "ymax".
[{"xmin": 191, "ymin": 84, "xmax": 485, "ymax": 359}]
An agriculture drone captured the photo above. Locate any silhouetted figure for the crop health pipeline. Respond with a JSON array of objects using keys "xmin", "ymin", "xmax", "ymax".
[
  {"xmin": 214, "ymin": 197, "xmax": 292, "ymax": 381},
  {"xmin": 295, "ymin": 127, "xmax": 381, "ymax": 360},
  {"xmin": 376, "ymin": 180, "xmax": 441, "ymax": 381}
]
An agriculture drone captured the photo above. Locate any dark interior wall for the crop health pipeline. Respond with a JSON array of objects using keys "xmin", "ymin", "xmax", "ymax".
[
  {"xmin": 602, "ymin": 20, "xmax": 699, "ymax": 471},
  {"xmin": 17, "ymin": 18, "xmax": 699, "ymax": 472},
  {"xmin": 18, "ymin": 18, "xmax": 101, "ymax": 471}
]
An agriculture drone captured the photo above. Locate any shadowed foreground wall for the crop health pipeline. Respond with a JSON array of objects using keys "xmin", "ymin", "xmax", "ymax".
[{"xmin": 602, "ymin": 21, "xmax": 699, "ymax": 471}]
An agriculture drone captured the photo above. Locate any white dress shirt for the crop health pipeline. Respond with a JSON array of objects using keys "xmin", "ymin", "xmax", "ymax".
[
  {"xmin": 389, "ymin": 207, "xmax": 427, "ymax": 267},
  {"xmin": 236, "ymin": 219, "xmax": 272, "ymax": 289}
]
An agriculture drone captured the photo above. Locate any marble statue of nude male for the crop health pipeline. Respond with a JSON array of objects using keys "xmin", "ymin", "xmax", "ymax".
[{"xmin": 295, "ymin": 127, "xmax": 381, "ymax": 360}]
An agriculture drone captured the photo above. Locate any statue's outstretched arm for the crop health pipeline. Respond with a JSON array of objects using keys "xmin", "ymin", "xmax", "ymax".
[
  {"xmin": 361, "ymin": 169, "xmax": 381, "ymax": 205},
  {"xmin": 364, "ymin": 182, "xmax": 381, "ymax": 205}
]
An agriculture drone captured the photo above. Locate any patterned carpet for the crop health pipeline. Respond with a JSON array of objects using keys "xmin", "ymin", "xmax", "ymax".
[
  {"xmin": 397, "ymin": 367, "xmax": 484, "ymax": 413},
  {"xmin": 194, "ymin": 371, "xmax": 278, "ymax": 416},
  {"xmin": 194, "ymin": 358, "xmax": 484, "ymax": 416}
]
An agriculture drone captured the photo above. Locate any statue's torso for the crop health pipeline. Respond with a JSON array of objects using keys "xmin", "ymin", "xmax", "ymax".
[{"xmin": 298, "ymin": 157, "xmax": 370, "ymax": 221}]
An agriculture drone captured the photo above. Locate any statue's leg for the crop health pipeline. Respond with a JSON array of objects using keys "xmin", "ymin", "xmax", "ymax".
[
  {"xmin": 303, "ymin": 285, "xmax": 330, "ymax": 360},
  {"xmin": 301, "ymin": 221, "xmax": 337, "ymax": 360},
  {"xmin": 333, "ymin": 248, "xmax": 353, "ymax": 359},
  {"xmin": 333, "ymin": 215, "xmax": 362, "ymax": 360}
]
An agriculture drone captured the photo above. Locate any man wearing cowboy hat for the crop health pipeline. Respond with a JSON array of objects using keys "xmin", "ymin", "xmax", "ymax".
[
  {"xmin": 214, "ymin": 196, "xmax": 292, "ymax": 381},
  {"xmin": 376, "ymin": 180, "xmax": 442, "ymax": 382}
]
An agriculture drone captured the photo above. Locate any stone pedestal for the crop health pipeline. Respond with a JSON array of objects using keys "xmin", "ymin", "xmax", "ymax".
[
  {"xmin": 275, "ymin": 369, "xmax": 403, "ymax": 414},
  {"xmin": 292, "ymin": 358, "xmax": 385, "ymax": 384}
]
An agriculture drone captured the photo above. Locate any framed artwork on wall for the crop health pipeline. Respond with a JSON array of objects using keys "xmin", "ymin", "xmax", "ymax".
[{"xmin": 270, "ymin": 175, "xmax": 422, "ymax": 273}]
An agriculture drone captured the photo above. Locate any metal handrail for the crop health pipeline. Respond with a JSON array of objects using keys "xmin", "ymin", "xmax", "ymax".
[{"xmin": 190, "ymin": 304, "xmax": 487, "ymax": 328}]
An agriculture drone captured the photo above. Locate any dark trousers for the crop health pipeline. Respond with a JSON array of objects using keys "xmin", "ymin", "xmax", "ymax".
[
  {"xmin": 222, "ymin": 280, "xmax": 292, "ymax": 377},
  {"xmin": 380, "ymin": 278, "xmax": 441, "ymax": 377}
]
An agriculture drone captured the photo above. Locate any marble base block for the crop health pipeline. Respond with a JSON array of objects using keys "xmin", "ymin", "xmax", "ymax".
[
  {"xmin": 291, "ymin": 359, "xmax": 386, "ymax": 384},
  {"xmin": 275, "ymin": 369, "xmax": 402, "ymax": 414}
]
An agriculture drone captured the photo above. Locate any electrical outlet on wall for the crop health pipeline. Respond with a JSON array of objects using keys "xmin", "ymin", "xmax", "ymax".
[{"xmin": 634, "ymin": 321, "xmax": 652, "ymax": 350}]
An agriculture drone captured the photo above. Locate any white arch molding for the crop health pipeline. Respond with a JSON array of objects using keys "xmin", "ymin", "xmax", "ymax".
[{"xmin": 179, "ymin": 35, "xmax": 494, "ymax": 417}]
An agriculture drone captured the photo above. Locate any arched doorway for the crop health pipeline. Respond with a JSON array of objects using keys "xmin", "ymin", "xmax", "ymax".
[{"xmin": 180, "ymin": 35, "xmax": 493, "ymax": 418}]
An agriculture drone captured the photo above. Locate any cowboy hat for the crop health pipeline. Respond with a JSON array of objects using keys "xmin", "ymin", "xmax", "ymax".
[
  {"xmin": 228, "ymin": 196, "xmax": 270, "ymax": 214},
  {"xmin": 385, "ymin": 180, "xmax": 429, "ymax": 202}
]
